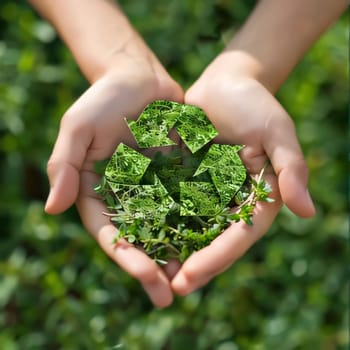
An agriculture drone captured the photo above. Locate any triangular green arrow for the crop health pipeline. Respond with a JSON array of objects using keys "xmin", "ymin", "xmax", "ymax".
[
  {"xmin": 126, "ymin": 100, "xmax": 218, "ymax": 153},
  {"xmin": 175, "ymin": 104, "xmax": 218, "ymax": 153},
  {"xmin": 105, "ymin": 143, "xmax": 151, "ymax": 185},
  {"xmin": 126, "ymin": 100, "xmax": 181, "ymax": 148},
  {"xmin": 108, "ymin": 175, "xmax": 175, "ymax": 219},
  {"xmin": 194, "ymin": 144, "xmax": 246, "ymax": 205}
]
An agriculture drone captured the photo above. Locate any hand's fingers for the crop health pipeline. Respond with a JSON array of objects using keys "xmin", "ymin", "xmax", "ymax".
[
  {"xmin": 171, "ymin": 175, "xmax": 281, "ymax": 296},
  {"xmin": 45, "ymin": 81, "xmax": 113, "ymax": 214},
  {"xmin": 162, "ymin": 259, "xmax": 182, "ymax": 280},
  {"xmin": 76, "ymin": 170, "xmax": 174, "ymax": 308},
  {"xmin": 45, "ymin": 75, "xmax": 184, "ymax": 215},
  {"xmin": 277, "ymin": 159, "xmax": 315, "ymax": 217},
  {"xmin": 263, "ymin": 113, "xmax": 316, "ymax": 217},
  {"xmin": 45, "ymin": 78, "xmax": 130, "ymax": 214},
  {"xmin": 45, "ymin": 117, "xmax": 93, "ymax": 214},
  {"xmin": 187, "ymin": 78, "xmax": 315, "ymax": 218}
]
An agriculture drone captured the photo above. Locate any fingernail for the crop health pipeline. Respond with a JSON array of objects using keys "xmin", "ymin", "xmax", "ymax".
[
  {"xmin": 44, "ymin": 189, "xmax": 53, "ymax": 212},
  {"xmin": 171, "ymin": 273, "xmax": 189, "ymax": 296},
  {"xmin": 305, "ymin": 189, "xmax": 316, "ymax": 216}
]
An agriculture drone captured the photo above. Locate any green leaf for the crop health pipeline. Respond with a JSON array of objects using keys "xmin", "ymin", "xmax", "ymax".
[{"xmin": 127, "ymin": 235, "xmax": 136, "ymax": 243}]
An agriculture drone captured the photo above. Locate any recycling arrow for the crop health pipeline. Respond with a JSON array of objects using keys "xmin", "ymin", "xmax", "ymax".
[
  {"xmin": 104, "ymin": 143, "xmax": 151, "ymax": 184},
  {"xmin": 105, "ymin": 143, "xmax": 175, "ymax": 219},
  {"xmin": 126, "ymin": 100, "xmax": 179, "ymax": 148},
  {"xmin": 103, "ymin": 100, "xmax": 247, "ymax": 219},
  {"xmin": 108, "ymin": 175, "xmax": 175, "ymax": 220},
  {"xmin": 126, "ymin": 100, "xmax": 218, "ymax": 153},
  {"xmin": 194, "ymin": 144, "xmax": 246, "ymax": 205}
]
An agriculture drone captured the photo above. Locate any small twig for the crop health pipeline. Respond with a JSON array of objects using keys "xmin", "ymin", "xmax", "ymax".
[
  {"xmin": 193, "ymin": 215, "xmax": 210, "ymax": 228},
  {"xmin": 102, "ymin": 211, "xmax": 118, "ymax": 217},
  {"xmin": 235, "ymin": 163, "xmax": 268, "ymax": 212}
]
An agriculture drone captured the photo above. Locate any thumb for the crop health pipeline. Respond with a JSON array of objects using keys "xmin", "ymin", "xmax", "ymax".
[
  {"xmin": 45, "ymin": 118, "xmax": 92, "ymax": 214},
  {"xmin": 277, "ymin": 158, "xmax": 315, "ymax": 217},
  {"xmin": 263, "ymin": 114, "xmax": 316, "ymax": 218}
]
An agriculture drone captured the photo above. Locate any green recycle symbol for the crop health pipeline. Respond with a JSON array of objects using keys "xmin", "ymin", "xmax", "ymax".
[{"xmin": 104, "ymin": 100, "xmax": 246, "ymax": 219}]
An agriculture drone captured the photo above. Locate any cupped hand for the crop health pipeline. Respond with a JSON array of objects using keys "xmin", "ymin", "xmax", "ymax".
[
  {"xmin": 45, "ymin": 59, "xmax": 183, "ymax": 307},
  {"xmin": 171, "ymin": 64, "xmax": 315, "ymax": 295}
]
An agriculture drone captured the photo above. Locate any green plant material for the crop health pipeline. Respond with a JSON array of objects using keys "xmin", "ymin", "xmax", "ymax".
[
  {"xmin": 194, "ymin": 144, "xmax": 246, "ymax": 205},
  {"xmin": 179, "ymin": 182, "xmax": 221, "ymax": 216},
  {"xmin": 108, "ymin": 175, "xmax": 175, "ymax": 220},
  {"xmin": 1, "ymin": 3, "xmax": 346, "ymax": 346},
  {"xmin": 95, "ymin": 100, "xmax": 272, "ymax": 262},
  {"xmin": 126, "ymin": 100, "xmax": 179, "ymax": 148},
  {"xmin": 105, "ymin": 143, "xmax": 151, "ymax": 184},
  {"xmin": 127, "ymin": 100, "xmax": 218, "ymax": 153}
]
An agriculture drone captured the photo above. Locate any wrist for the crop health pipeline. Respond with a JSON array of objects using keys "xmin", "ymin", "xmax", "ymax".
[
  {"xmin": 219, "ymin": 0, "xmax": 346, "ymax": 94},
  {"xmin": 29, "ymin": 0, "xmax": 164, "ymax": 84},
  {"xmin": 208, "ymin": 51, "xmax": 263, "ymax": 82},
  {"xmin": 90, "ymin": 36, "xmax": 159, "ymax": 82},
  {"xmin": 96, "ymin": 52, "xmax": 183, "ymax": 109},
  {"xmin": 188, "ymin": 51, "xmax": 265, "ymax": 98}
]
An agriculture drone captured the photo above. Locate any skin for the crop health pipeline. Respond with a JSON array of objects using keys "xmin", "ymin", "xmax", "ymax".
[
  {"xmin": 172, "ymin": 0, "xmax": 346, "ymax": 294},
  {"xmin": 28, "ymin": 0, "xmax": 346, "ymax": 307}
]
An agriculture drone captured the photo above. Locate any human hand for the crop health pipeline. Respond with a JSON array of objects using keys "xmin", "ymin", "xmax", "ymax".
[
  {"xmin": 44, "ymin": 60, "xmax": 183, "ymax": 307},
  {"xmin": 171, "ymin": 60, "xmax": 315, "ymax": 295}
]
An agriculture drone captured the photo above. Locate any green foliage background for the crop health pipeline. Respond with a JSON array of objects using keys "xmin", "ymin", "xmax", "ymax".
[{"xmin": 0, "ymin": 1, "xmax": 348, "ymax": 349}]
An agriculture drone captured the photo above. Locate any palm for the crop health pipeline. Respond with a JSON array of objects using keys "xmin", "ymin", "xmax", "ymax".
[
  {"xmin": 170, "ymin": 76, "xmax": 311, "ymax": 295},
  {"xmin": 46, "ymin": 72, "xmax": 183, "ymax": 307}
]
